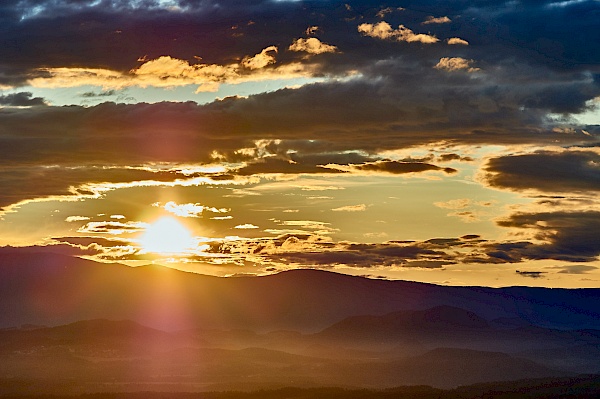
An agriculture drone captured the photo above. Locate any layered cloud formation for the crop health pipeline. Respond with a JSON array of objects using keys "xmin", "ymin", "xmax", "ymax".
[{"xmin": 0, "ymin": 0, "xmax": 598, "ymax": 286}]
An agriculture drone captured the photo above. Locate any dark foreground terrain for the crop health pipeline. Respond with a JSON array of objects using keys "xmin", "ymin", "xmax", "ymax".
[
  {"xmin": 0, "ymin": 253, "xmax": 599, "ymax": 395},
  {"xmin": 1, "ymin": 375, "xmax": 600, "ymax": 399},
  {"xmin": 0, "ymin": 307, "xmax": 599, "ymax": 395}
]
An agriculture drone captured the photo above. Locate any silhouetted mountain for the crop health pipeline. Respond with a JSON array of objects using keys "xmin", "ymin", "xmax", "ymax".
[
  {"xmin": 0, "ymin": 319, "xmax": 184, "ymax": 356},
  {"xmin": 1, "ymin": 252, "xmax": 599, "ymax": 332},
  {"xmin": 387, "ymin": 348, "xmax": 562, "ymax": 388},
  {"xmin": 0, "ymin": 319, "xmax": 573, "ymax": 394},
  {"xmin": 318, "ymin": 306, "xmax": 489, "ymax": 340}
]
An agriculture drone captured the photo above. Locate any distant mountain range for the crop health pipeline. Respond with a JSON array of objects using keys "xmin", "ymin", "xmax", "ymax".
[
  {"xmin": 1, "ymin": 252, "xmax": 599, "ymax": 331},
  {"xmin": 0, "ymin": 251, "xmax": 599, "ymax": 394}
]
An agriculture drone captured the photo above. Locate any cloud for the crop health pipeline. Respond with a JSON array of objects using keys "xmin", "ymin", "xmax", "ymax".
[
  {"xmin": 234, "ymin": 224, "xmax": 259, "ymax": 229},
  {"xmin": 437, "ymin": 153, "xmax": 474, "ymax": 162},
  {"xmin": 0, "ymin": 81, "xmax": 594, "ymax": 211},
  {"xmin": 327, "ymin": 160, "xmax": 457, "ymax": 175},
  {"xmin": 80, "ymin": 90, "xmax": 117, "ymax": 98},
  {"xmin": 65, "ymin": 216, "xmax": 91, "ymax": 222},
  {"xmin": 0, "ymin": 0, "xmax": 598, "ymax": 216},
  {"xmin": 483, "ymin": 149, "xmax": 600, "ymax": 193},
  {"xmin": 78, "ymin": 221, "xmax": 147, "ymax": 235},
  {"xmin": 0, "ymin": 164, "xmax": 191, "ymax": 211},
  {"xmin": 494, "ymin": 211, "xmax": 600, "ymax": 262},
  {"xmin": 433, "ymin": 199, "xmax": 494, "ymax": 223},
  {"xmin": 434, "ymin": 199, "xmax": 471, "ymax": 210},
  {"xmin": 305, "ymin": 26, "xmax": 319, "ymax": 35},
  {"xmin": 0, "ymin": 92, "xmax": 47, "ymax": 106},
  {"xmin": 516, "ymin": 270, "xmax": 546, "ymax": 278},
  {"xmin": 28, "ymin": 47, "xmax": 316, "ymax": 93},
  {"xmin": 158, "ymin": 201, "xmax": 229, "ymax": 218},
  {"xmin": 1, "ymin": 0, "xmax": 598, "ymax": 92},
  {"xmin": 211, "ymin": 215, "xmax": 233, "ymax": 220},
  {"xmin": 358, "ymin": 22, "xmax": 439, "ymax": 44},
  {"xmin": 434, "ymin": 57, "xmax": 479, "ymax": 72},
  {"xmin": 422, "ymin": 16, "xmax": 451, "ymax": 25},
  {"xmin": 331, "ymin": 204, "xmax": 366, "ymax": 212},
  {"xmin": 234, "ymin": 157, "xmax": 339, "ymax": 176},
  {"xmin": 376, "ymin": 7, "xmax": 404, "ymax": 18},
  {"xmin": 447, "ymin": 37, "xmax": 469, "ymax": 45},
  {"xmin": 210, "ymin": 234, "xmax": 457, "ymax": 268},
  {"xmin": 554, "ymin": 265, "xmax": 598, "ymax": 274},
  {"xmin": 241, "ymin": 46, "xmax": 278, "ymax": 70},
  {"xmin": 289, "ymin": 38, "xmax": 338, "ymax": 54}
]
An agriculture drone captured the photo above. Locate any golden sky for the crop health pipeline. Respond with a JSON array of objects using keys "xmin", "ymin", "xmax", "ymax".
[{"xmin": 0, "ymin": 0, "xmax": 599, "ymax": 287}]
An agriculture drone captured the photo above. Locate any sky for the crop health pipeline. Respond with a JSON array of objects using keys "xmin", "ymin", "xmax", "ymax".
[{"xmin": 0, "ymin": 0, "xmax": 599, "ymax": 287}]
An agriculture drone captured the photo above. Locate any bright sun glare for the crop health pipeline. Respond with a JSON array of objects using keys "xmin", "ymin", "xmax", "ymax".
[{"xmin": 139, "ymin": 217, "xmax": 195, "ymax": 255}]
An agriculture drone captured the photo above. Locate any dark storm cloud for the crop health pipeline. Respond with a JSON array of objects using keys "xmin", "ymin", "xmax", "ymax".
[
  {"xmin": 0, "ymin": 84, "xmax": 596, "ymax": 211},
  {"xmin": 494, "ymin": 211, "xmax": 600, "ymax": 262},
  {"xmin": 0, "ymin": 165, "xmax": 187, "ymax": 209},
  {"xmin": 0, "ymin": 0, "xmax": 598, "ymax": 214},
  {"xmin": 0, "ymin": 80, "xmax": 595, "ymax": 165},
  {"xmin": 342, "ymin": 160, "xmax": 457, "ymax": 174},
  {"xmin": 483, "ymin": 150, "xmax": 600, "ymax": 193},
  {"xmin": 235, "ymin": 156, "xmax": 458, "ymax": 176},
  {"xmin": 0, "ymin": 0, "xmax": 598, "ymax": 87},
  {"xmin": 0, "ymin": 92, "xmax": 46, "ymax": 106},
  {"xmin": 437, "ymin": 153, "xmax": 473, "ymax": 162},
  {"xmin": 515, "ymin": 270, "xmax": 545, "ymax": 279}
]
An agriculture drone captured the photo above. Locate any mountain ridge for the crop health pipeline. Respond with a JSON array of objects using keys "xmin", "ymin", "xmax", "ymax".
[{"xmin": 1, "ymin": 251, "xmax": 599, "ymax": 332}]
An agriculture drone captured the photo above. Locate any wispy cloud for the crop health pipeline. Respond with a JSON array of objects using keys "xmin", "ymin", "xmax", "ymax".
[
  {"xmin": 234, "ymin": 223, "xmax": 260, "ymax": 229},
  {"xmin": 332, "ymin": 204, "xmax": 366, "ymax": 212},
  {"xmin": 422, "ymin": 16, "xmax": 451, "ymax": 25}
]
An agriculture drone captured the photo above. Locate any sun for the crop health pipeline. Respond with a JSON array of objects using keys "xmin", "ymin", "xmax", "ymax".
[{"xmin": 139, "ymin": 217, "xmax": 196, "ymax": 255}]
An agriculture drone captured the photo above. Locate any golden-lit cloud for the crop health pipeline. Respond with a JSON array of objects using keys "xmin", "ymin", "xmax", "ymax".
[
  {"xmin": 289, "ymin": 38, "xmax": 338, "ymax": 54},
  {"xmin": 447, "ymin": 37, "xmax": 469, "ymax": 45},
  {"xmin": 235, "ymin": 223, "xmax": 260, "ymax": 229},
  {"xmin": 65, "ymin": 216, "xmax": 91, "ymax": 222},
  {"xmin": 434, "ymin": 199, "xmax": 472, "ymax": 210},
  {"xmin": 158, "ymin": 201, "xmax": 229, "ymax": 218},
  {"xmin": 241, "ymin": 46, "xmax": 278, "ymax": 70},
  {"xmin": 332, "ymin": 204, "xmax": 366, "ymax": 212},
  {"xmin": 422, "ymin": 16, "xmax": 451, "ymax": 25},
  {"xmin": 376, "ymin": 7, "xmax": 404, "ymax": 18},
  {"xmin": 212, "ymin": 215, "xmax": 233, "ymax": 220},
  {"xmin": 27, "ymin": 47, "xmax": 318, "ymax": 93},
  {"xmin": 434, "ymin": 57, "xmax": 480, "ymax": 72},
  {"xmin": 358, "ymin": 22, "xmax": 439, "ymax": 44},
  {"xmin": 433, "ymin": 199, "xmax": 495, "ymax": 223}
]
